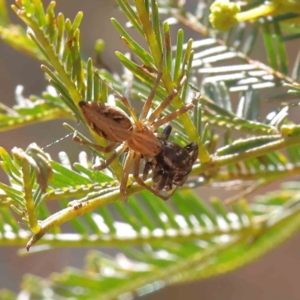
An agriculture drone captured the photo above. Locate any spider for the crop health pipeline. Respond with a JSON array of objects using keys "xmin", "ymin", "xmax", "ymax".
[{"xmin": 73, "ymin": 72, "xmax": 197, "ymax": 201}]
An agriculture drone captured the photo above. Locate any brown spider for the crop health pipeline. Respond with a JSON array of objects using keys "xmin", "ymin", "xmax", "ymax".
[{"xmin": 73, "ymin": 73, "xmax": 196, "ymax": 201}]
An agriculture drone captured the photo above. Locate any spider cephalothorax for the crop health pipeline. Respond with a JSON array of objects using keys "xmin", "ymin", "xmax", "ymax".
[{"xmin": 73, "ymin": 73, "xmax": 197, "ymax": 201}]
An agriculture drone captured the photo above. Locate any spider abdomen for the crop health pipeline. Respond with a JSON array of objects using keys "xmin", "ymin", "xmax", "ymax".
[{"xmin": 79, "ymin": 101, "xmax": 132, "ymax": 143}]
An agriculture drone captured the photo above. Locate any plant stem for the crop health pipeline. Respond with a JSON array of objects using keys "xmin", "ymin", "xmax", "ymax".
[{"xmin": 237, "ymin": 3, "xmax": 278, "ymax": 22}]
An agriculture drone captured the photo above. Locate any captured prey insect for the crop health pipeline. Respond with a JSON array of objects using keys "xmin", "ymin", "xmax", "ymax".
[
  {"xmin": 73, "ymin": 72, "xmax": 197, "ymax": 201},
  {"xmin": 140, "ymin": 125, "xmax": 198, "ymax": 199}
]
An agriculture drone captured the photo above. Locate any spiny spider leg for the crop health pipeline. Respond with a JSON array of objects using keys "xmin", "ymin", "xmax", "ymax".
[
  {"xmin": 148, "ymin": 75, "xmax": 187, "ymax": 124},
  {"xmin": 73, "ymin": 132, "xmax": 117, "ymax": 153},
  {"xmin": 153, "ymin": 93, "xmax": 200, "ymax": 131},
  {"xmin": 120, "ymin": 150, "xmax": 135, "ymax": 201},
  {"xmin": 93, "ymin": 143, "xmax": 128, "ymax": 171},
  {"xmin": 152, "ymin": 103, "xmax": 194, "ymax": 131},
  {"xmin": 73, "ymin": 130, "xmax": 129, "ymax": 172},
  {"xmin": 139, "ymin": 69, "xmax": 163, "ymax": 122},
  {"xmin": 132, "ymin": 152, "xmax": 170, "ymax": 201}
]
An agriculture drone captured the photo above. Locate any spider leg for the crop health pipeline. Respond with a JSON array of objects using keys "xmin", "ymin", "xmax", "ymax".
[
  {"xmin": 148, "ymin": 75, "xmax": 187, "ymax": 124},
  {"xmin": 142, "ymin": 160, "xmax": 153, "ymax": 181},
  {"xmin": 132, "ymin": 153, "xmax": 171, "ymax": 201},
  {"xmin": 73, "ymin": 131, "xmax": 116, "ymax": 152},
  {"xmin": 120, "ymin": 150, "xmax": 135, "ymax": 202},
  {"xmin": 93, "ymin": 143, "xmax": 128, "ymax": 171},
  {"xmin": 114, "ymin": 92, "xmax": 139, "ymax": 124},
  {"xmin": 152, "ymin": 103, "xmax": 194, "ymax": 130},
  {"xmin": 139, "ymin": 69, "xmax": 163, "ymax": 122}
]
